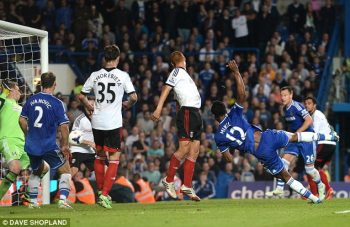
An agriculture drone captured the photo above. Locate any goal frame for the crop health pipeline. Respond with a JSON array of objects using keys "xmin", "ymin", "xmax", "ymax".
[{"xmin": 0, "ymin": 20, "xmax": 50, "ymax": 205}]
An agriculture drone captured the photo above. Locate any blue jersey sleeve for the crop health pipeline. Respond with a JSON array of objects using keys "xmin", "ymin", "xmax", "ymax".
[
  {"xmin": 20, "ymin": 101, "xmax": 29, "ymax": 119},
  {"xmin": 227, "ymin": 103, "xmax": 243, "ymax": 119},
  {"xmin": 295, "ymin": 102, "xmax": 310, "ymax": 119},
  {"xmin": 55, "ymin": 100, "xmax": 69, "ymax": 126}
]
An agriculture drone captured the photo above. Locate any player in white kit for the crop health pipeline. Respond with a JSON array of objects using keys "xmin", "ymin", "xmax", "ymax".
[
  {"xmin": 152, "ymin": 51, "xmax": 202, "ymax": 201},
  {"xmin": 79, "ymin": 45, "xmax": 137, "ymax": 208}
]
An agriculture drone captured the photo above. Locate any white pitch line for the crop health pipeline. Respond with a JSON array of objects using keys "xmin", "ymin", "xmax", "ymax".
[{"xmin": 334, "ymin": 210, "xmax": 350, "ymax": 214}]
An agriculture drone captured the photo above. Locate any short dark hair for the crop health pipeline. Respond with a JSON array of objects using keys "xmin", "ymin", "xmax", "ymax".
[
  {"xmin": 211, "ymin": 100, "xmax": 227, "ymax": 118},
  {"xmin": 41, "ymin": 72, "xmax": 56, "ymax": 89},
  {"xmin": 304, "ymin": 96, "xmax": 317, "ymax": 104},
  {"xmin": 281, "ymin": 86, "xmax": 293, "ymax": 94},
  {"xmin": 104, "ymin": 44, "xmax": 120, "ymax": 62}
]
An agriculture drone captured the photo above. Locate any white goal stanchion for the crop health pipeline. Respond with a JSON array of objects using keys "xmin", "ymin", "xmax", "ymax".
[{"xmin": 0, "ymin": 20, "xmax": 50, "ymax": 205}]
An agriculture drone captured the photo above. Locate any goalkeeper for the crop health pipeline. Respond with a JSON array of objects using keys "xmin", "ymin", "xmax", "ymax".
[{"xmin": 0, "ymin": 79, "xmax": 30, "ymax": 201}]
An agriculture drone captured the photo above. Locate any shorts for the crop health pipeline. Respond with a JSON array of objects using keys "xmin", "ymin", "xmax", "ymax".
[
  {"xmin": 28, "ymin": 150, "xmax": 65, "ymax": 171},
  {"xmin": 284, "ymin": 141, "xmax": 316, "ymax": 165},
  {"xmin": 176, "ymin": 107, "xmax": 202, "ymax": 141},
  {"xmin": 71, "ymin": 152, "xmax": 95, "ymax": 171},
  {"xmin": 315, "ymin": 144, "xmax": 336, "ymax": 168},
  {"xmin": 254, "ymin": 130, "xmax": 289, "ymax": 175},
  {"xmin": 295, "ymin": 144, "xmax": 336, "ymax": 172},
  {"xmin": 0, "ymin": 138, "xmax": 30, "ymax": 169},
  {"xmin": 92, "ymin": 128, "xmax": 122, "ymax": 152}
]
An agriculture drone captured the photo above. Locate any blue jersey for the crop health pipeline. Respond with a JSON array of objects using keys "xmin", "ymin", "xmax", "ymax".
[
  {"xmin": 214, "ymin": 103, "xmax": 262, "ymax": 154},
  {"xmin": 21, "ymin": 92, "xmax": 69, "ymax": 155},
  {"xmin": 283, "ymin": 100, "xmax": 313, "ymax": 132}
]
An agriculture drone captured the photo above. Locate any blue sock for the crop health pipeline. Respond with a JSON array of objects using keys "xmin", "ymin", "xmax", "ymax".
[
  {"xmin": 318, "ymin": 133, "xmax": 325, "ymax": 141},
  {"xmin": 59, "ymin": 188, "xmax": 70, "ymax": 200}
]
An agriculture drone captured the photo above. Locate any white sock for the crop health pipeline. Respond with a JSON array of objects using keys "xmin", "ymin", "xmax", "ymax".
[
  {"xmin": 276, "ymin": 158, "xmax": 290, "ymax": 191},
  {"xmin": 59, "ymin": 173, "xmax": 71, "ymax": 201},
  {"xmin": 305, "ymin": 166, "xmax": 321, "ymax": 184},
  {"xmin": 287, "ymin": 178, "xmax": 318, "ymax": 202},
  {"xmin": 28, "ymin": 174, "xmax": 40, "ymax": 204},
  {"xmin": 297, "ymin": 132, "xmax": 318, "ymax": 142}
]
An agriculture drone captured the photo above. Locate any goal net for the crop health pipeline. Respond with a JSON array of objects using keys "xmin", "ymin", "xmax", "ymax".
[{"xmin": 0, "ymin": 20, "xmax": 50, "ymax": 206}]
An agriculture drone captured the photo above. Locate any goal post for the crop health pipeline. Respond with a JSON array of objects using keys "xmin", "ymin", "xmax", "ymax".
[{"xmin": 0, "ymin": 20, "xmax": 50, "ymax": 205}]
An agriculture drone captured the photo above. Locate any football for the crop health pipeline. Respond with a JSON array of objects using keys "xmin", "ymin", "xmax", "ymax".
[{"xmin": 69, "ymin": 130, "xmax": 84, "ymax": 145}]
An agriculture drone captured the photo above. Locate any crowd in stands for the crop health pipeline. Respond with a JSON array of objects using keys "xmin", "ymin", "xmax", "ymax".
[{"xmin": 0, "ymin": 0, "xmax": 339, "ymax": 201}]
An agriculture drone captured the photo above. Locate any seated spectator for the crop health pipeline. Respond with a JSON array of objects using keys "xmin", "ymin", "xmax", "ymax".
[
  {"xmin": 193, "ymin": 171, "xmax": 216, "ymax": 199},
  {"xmin": 142, "ymin": 162, "xmax": 161, "ymax": 185},
  {"xmin": 147, "ymin": 139, "xmax": 164, "ymax": 160},
  {"xmin": 215, "ymin": 162, "xmax": 234, "ymax": 198},
  {"xmin": 137, "ymin": 111, "xmax": 155, "ymax": 136}
]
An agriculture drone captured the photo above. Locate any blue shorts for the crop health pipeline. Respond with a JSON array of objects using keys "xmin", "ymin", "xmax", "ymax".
[
  {"xmin": 284, "ymin": 141, "xmax": 316, "ymax": 165},
  {"xmin": 254, "ymin": 130, "xmax": 289, "ymax": 175},
  {"xmin": 28, "ymin": 150, "xmax": 65, "ymax": 171}
]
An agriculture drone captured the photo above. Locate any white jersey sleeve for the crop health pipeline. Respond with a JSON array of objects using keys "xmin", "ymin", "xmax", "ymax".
[
  {"xmin": 123, "ymin": 72, "xmax": 136, "ymax": 94},
  {"xmin": 81, "ymin": 74, "xmax": 94, "ymax": 94},
  {"xmin": 312, "ymin": 110, "xmax": 336, "ymax": 145},
  {"xmin": 165, "ymin": 68, "xmax": 181, "ymax": 87}
]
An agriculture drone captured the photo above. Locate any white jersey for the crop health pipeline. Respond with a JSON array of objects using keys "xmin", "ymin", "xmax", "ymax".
[
  {"xmin": 312, "ymin": 110, "xmax": 336, "ymax": 145},
  {"xmin": 81, "ymin": 67, "xmax": 135, "ymax": 130},
  {"xmin": 70, "ymin": 114, "xmax": 95, "ymax": 154},
  {"xmin": 165, "ymin": 68, "xmax": 201, "ymax": 108}
]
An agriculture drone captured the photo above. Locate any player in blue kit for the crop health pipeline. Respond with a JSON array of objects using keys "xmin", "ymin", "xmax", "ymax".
[
  {"xmin": 211, "ymin": 60, "xmax": 339, "ymax": 203},
  {"xmin": 19, "ymin": 72, "xmax": 72, "ymax": 208},
  {"xmin": 266, "ymin": 87, "xmax": 328, "ymax": 200}
]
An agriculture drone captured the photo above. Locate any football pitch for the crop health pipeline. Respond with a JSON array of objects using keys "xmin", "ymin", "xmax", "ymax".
[{"xmin": 0, "ymin": 199, "xmax": 349, "ymax": 227}]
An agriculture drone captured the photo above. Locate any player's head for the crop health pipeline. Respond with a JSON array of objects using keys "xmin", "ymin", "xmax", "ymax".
[
  {"xmin": 280, "ymin": 86, "xmax": 293, "ymax": 106},
  {"xmin": 2, "ymin": 79, "xmax": 21, "ymax": 101},
  {"xmin": 104, "ymin": 44, "xmax": 120, "ymax": 63},
  {"xmin": 41, "ymin": 72, "xmax": 56, "ymax": 91},
  {"xmin": 170, "ymin": 51, "xmax": 186, "ymax": 68},
  {"xmin": 304, "ymin": 96, "xmax": 317, "ymax": 113},
  {"xmin": 211, "ymin": 100, "xmax": 227, "ymax": 121}
]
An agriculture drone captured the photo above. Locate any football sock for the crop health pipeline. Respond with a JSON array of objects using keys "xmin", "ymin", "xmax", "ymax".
[
  {"xmin": 94, "ymin": 157, "xmax": 106, "ymax": 191},
  {"xmin": 287, "ymin": 177, "xmax": 319, "ymax": 202},
  {"xmin": 297, "ymin": 132, "xmax": 331, "ymax": 142},
  {"xmin": 276, "ymin": 158, "xmax": 290, "ymax": 191},
  {"xmin": 59, "ymin": 173, "xmax": 71, "ymax": 201},
  {"xmin": 0, "ymin": 171, "xmax": 17, "ymax": 200},
  {"xmin": 319, "ymin": 169, "xmax": 331, "ymax": 192},
  {"xmin": 166, "ymin": 154, "xmax": 181, "ymax": 183},
  {"xmin": 305, "ymin": 166, "xmax": 321, "ymax": 184},
  {"xmin": 183, "ymin": 158, "xmax": 196, "ymax": 188},
  {"xmin": 28, "ymin": 174, "xmax": 40, "ymax": 204},
  {"xmin": 306, "ymin": 174, "xmax": 318, "ymax": 195},
  {"xmin": 102, "ymin": 160, "xmax": 118, "ymax": 196}
]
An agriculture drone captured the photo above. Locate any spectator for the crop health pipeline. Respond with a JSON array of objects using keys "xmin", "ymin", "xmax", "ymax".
[
  {"xmin": 142, "ymin": 162, "xmax": 161, "ymax": 185},
  {"xmin": 215, "ymin": 162, "xmax": 234, "ymax": 198},
  {"xmin": 193, "ymin": 171, "xmax": 216, "ymax": 199}
]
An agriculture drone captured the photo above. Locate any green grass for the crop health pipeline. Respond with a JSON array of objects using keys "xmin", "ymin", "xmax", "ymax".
[{"xmin": 1, "ymin": 199, "xmax": 349, "ymax": 227}]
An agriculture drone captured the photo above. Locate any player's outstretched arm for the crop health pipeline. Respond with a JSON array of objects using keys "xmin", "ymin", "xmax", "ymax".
[
  {"xmin": 227, "ymin": 60, "xmax": 245, "ymax": 105},
  {"xmin": 222, "ymin": 150, "xmax": 233, "ymax": 162},
  {"xmin": 151, "ymin": 85, "xmax": 172, "ymax": 121},
  {"xmin": 19, "ymin": 116, "xmax": 28, "ymax": 136}
]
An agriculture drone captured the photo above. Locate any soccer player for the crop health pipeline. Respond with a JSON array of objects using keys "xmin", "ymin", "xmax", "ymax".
[
  {"xmin": 70, "ymin": 97, "xmax": 96, "ymax": 177},
  {"xmin": 152, "ymin": 51, "xmax": 202, "ymax": 201},
  {"xmin": 211, "ymin": 60, "xmax": 338, "ymax": 204},
  {"xmin": 266, "ymin": 87, "xmax": 326, "ymax": 200},
  {"xmin": 0, "ymin": 80, "xmax": 30, "ymax": 201},
  {"xmin": 304, "ymin": 96, "xmax": 336, "ymax": 199},
  {"xmin": 19, "ymin": 72, "xmax": 72, "ymax": 209},
  {"xmin": 79, "ymin": 44, "xmax": 137, "ymax": 209}
]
